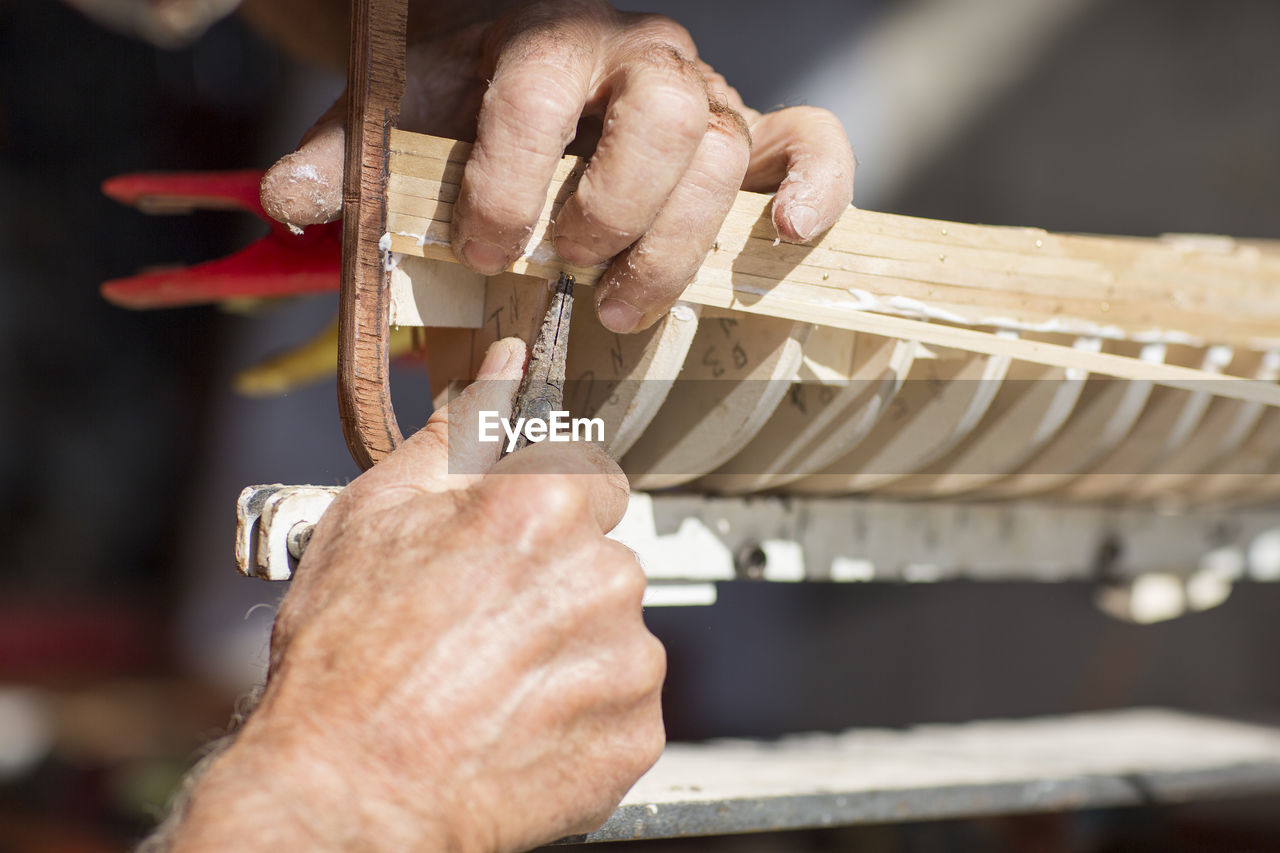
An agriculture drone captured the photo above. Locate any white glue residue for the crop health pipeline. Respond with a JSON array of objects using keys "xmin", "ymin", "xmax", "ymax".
[
  {"xmin": 1205, "ymin": 345, "xmax": 1234, "ymax": 370},
  {"xmin": 393, "ymin": 229, "xmax": 446, "ymax": 249},
  {"xmin": 521, "ymin": 240, "xmax": 607, "ymax": 273},
  {"xmin": 668, "ymin": 304, "xmax": 697, "ymax": 323},
  {"xmin": 378, "ymin": 232, "xmax": 404, "ymax": 272},
  {"xmin": 885, "ymin": 295, "xmax": 968, "ymax": 326}
]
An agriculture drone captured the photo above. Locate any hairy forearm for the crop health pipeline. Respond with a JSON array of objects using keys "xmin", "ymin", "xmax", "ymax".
[
  {"xmin": 151, "ymin": 689, "xmax": 451, "ymax": 853},
  {"xmin": 135, "ymin": 687, "xmax": 262, "ymax": 853}
]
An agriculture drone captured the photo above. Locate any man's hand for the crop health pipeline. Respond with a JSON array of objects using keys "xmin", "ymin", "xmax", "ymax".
[
  {"xmin": 172, "ymin": 339, "xmax": 665, "ymax": 853},
  {"xmin": 259, "ymin": 0, "xmax": 855, "ymax": 334}
]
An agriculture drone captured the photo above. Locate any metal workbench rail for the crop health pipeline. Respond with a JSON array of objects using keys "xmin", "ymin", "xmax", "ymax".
[{"xmin": 559, "ymin": 709, "xmax": 1280, "ymax": 843}]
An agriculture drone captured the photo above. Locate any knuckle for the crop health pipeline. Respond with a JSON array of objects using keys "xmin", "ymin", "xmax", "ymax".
[
  {"xmin": 565, "ymin": 183, "xmax": 644, "ymax": 247},
  {"xmin": 641, "ymin": 713, "xmax": 667, "ymax": 764},
  {"xmin": 534, "ymin": 473, "xmax": 592, "ymax": 522},
  {"xmin": 706, "ymin": 103, "xmax": 753, "ymax": 151},
  {"xmin": 494, "ymin": 44, "xmax": 589, "ymax": 103},
  {"xmin": 597, "ymin": 541, "xmax": 647, "ymax": 605},
  {"xmin": 632, "ymin": 634, "xmax": 668, "ymax": 693},
  {"xmin": 624, "ymin": 710, "xmax": 667, "ymax": 775},
  {"xmin": 624, "ymin": 13, "xmax": 697, "ymax": 57},
  {"xmin": 490, "ymin": 0, "xmax": 609, "ymax": 56},
  {"xmin": 475, "ymin": 472, "xmax": 588, "ymax": 544},
  {"xmin": 480, "ymin": 72, "xmax": 582, "ymax": 155},
  {"xmin": 625, "ymin": 51, "xmax": 708, "ymax": 138}
]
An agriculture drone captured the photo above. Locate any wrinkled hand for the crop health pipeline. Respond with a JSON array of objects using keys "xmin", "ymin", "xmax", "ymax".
[
  {"xmin": 260, "ymin": 0, "xmax": 854, "ymax": 334},
  {"xmin": 175, "ymin": 339, "xmax": 664, "ymax": 853}
]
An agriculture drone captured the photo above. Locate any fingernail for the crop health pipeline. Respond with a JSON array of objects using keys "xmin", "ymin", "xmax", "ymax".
[
  {"xmin": 598, "ymin": 298, "xmax": 643, "ymax": 334},
  {"xmin": 555, "ymin": 236, "xmax": 596, "ymax": 266},
  {"xmin": 476, "ymin": 339, "xmax": 520, "ymax": 379},
  {"xmin": 461, "ymin": 240, "xmax": 509, "ymax": 275},
  {"xmin": 784, "ymin": 205, "xmax": 821, "ymax": 242}
]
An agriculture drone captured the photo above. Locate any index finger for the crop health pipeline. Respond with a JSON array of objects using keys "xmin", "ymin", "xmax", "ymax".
[{"xmin": 451, "ymin": 12, "xmax": 608, "ymax": 275}]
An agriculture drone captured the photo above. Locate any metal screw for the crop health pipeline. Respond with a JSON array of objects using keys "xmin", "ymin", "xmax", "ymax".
[
  {"xmin": 287, "ymin": 521, "xmax": 315, "ymax": 563},
  {"xmin": 734, "ymin": 541, "xmax": 768, "ymax": 580}
]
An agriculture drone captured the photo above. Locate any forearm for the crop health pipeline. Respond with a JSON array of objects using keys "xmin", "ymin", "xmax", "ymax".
[{"xmin": 157, "ymin": 694, "xmax": 452, "ymax": 853}]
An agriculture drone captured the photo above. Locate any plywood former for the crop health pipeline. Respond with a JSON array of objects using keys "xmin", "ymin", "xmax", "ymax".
[
  {"xmin": 696, "ymin": 331, "xmax": 916, "ymax": 494},
  {"xmin": 874, "ymin": 334, "xmax": 1094, "ymax": 498},
  {"xmin": 1052, "ymin": 345, "xmax": 1228, "ymax": 502},
  {"xmin": 789, "ymin": 346, "xmax": 1012, "ymax": 495},
  {"xmin": 621, "ymin": 313, "xmax": 813, "ymax": 491},
  {"xmin": 1125, "ymin": 349, "xmax": 1280, "ymax": 503},
  {"xmin": 564, "ymin": 303, "xmax": 701, "ymax": 458},
  {"xmin": 381, "ymin": 130, "xmax": 1280, "ymax": 502},
  {"xmin": 973, "ymin": 342, "xmax": 1165, "ymax": 499}
]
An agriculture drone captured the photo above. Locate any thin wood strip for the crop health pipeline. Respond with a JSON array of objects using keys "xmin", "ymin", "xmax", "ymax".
[
  {"xmin": 339, "ymin": 0, "xmax": 407, "ymax": 470},
  {"xmin": 386, "ymin": 131, "xmax": 1280, "ymax": 304},
  {"xmin": 388, "ymin": 235, "xmax": 1280, "ymax": 409},
  {"xmin": 386, "ymin": 223, "xmax": 1280, "ymax": 348},
  {"xmin": 388, "ymin": 131, "xmax": 1280, "ymax": 282},
  {"xmin": 385, "ymin": 203, "xmax": 1280, "ymax": 348},
  {"xmin": 671, "ymin": 291, "xmax": 1280, "ymax": 410},
  {"xmin": 385, "ymin": 165, "xmax": 1280, "ymax": 309}
]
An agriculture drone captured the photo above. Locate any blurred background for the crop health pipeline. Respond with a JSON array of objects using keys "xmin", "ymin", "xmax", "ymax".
[{"xmin": 1, "ymin": 0, "xmax": 1278, "ymax": 849}]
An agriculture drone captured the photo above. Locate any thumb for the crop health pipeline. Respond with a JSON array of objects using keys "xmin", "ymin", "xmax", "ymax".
[
  {"xmin": 359, "ymin": 338, "xmax": 527, "ymax": 495},
  {"xmin": 259, "ymin": 96, "xmax": 347, "ymax": 231}
]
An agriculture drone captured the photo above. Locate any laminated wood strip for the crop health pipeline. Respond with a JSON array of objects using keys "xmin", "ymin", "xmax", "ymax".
[{"xmin": 385, "ymin": 130, "xmax": 1280, "ymax": 348}]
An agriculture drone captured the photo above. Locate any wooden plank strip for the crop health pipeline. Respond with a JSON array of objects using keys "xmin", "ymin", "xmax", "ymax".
[
  {"xmin": 384, "ymin": 163, "xmax": 1280, "ymax": 310},
  {"xmin": 385, "ymin": 203, "xmax": 1279, "ymax": 342},
  {"xmin": 388, "ymin": 130, "xmax": 1280, "ymax": 282},
  {"xmin": 388, "ymin": 228, "xmax": 1280, "ymax": 350},
  {"xmin": 384, "ymin": 130, "xmax": 1280, "ymax": 349},
  {"xmin": 386, "ymin": 131, "xmax": 1280, "ymax": 298},
  {"xmin": 677, "ymin": 283, "xmax": 1280, "ymax": 410}
]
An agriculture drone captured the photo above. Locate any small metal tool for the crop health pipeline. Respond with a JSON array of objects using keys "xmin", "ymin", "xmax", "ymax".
[{"xmin": 502, "ymin": 272, "xmax": 576, "ymax": 457}]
